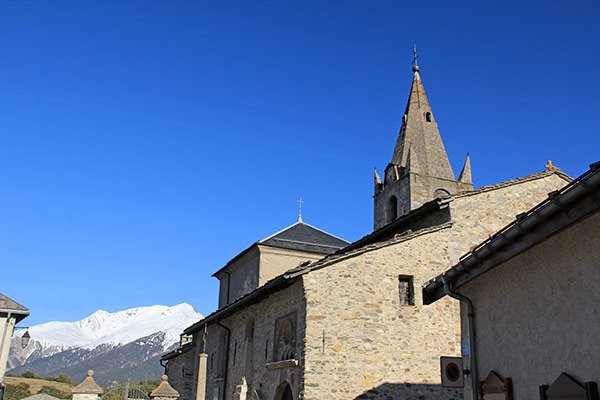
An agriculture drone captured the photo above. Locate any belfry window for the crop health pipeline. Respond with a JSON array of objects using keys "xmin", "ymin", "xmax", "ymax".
[
  {"xmin": 398, "ymin": 275, "xmax": 415, "ymax": 306},
  {"xmin": 387, "ymin": 196, "xmax": 398, "ymax": 223},
  {"xmin": 434, "ymin": 188, "xmax": 450, "ymax": 199},
  {"xmin": 425, "ymin": 112, "xmax": 432, "ymax": 122}
]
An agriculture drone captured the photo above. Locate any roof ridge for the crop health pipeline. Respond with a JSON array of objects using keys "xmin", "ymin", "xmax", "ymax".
[
  {"xmin": 285, "ymin": 222, "xmax": 454, "ymax": 277},
  {"xmin": 297, "ymin": 220, "xmax": 350, "ymax": 244},
  {"xmin": 454, "ymin": 169, "xmax": 572, "ymax": 199},
  {"xmin": 258, "ymin": 221, "xmax": 302, "ymax": 243}
]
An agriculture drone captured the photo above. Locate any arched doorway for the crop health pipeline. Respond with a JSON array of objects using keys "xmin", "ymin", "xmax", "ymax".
[{"xmin": 274, "ymin": 382, "xmax": 293, "ymax": 400}]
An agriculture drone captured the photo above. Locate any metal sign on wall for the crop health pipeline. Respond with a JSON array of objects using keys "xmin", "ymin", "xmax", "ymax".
[{"xmin": 441, "ymin": 356, "xmax": 464, "ymax": 388}]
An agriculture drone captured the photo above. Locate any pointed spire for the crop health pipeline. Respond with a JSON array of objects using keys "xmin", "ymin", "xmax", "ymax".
[
  {"xmin": 458, "ymin": 153, "xmax": 472, "ymax": 184},
  {"xmin": 374, "ymin": 168, "xmax": 382, "ymax": 185},
  {"xmin": 390, "ymin": 49, "xmax": 455, "ymax": 181}
]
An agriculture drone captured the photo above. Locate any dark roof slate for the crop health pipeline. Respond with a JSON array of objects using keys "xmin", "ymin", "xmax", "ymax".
[
  {"xmin": 212, "ymin": 220, "xmax": 348, "ymax": 277},
  {"xmin": 259, "ymin": 221, "xmax": 349, "ymax": 254}
]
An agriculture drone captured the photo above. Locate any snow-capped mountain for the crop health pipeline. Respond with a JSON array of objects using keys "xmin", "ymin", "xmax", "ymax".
[{"xmin": 8, "ymin": 303, "xmax": 202, "ymax": 384}]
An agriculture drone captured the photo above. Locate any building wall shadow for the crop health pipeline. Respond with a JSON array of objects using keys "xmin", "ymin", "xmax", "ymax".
[{"xmin": 352, "ymin": 382, "xmax": 463, "ymax": 400}]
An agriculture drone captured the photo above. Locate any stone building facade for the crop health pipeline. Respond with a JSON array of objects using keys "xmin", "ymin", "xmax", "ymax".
[
  {"xmin": 162, "ymin": 63, "xmax": 571, "ymax": 400},
  {"xmin": 423, "ymin": 162, "xmax": 600, "ymax": 400}
]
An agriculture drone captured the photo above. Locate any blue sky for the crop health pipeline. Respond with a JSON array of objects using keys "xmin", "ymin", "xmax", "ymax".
[{"xmin": 1, "ymin": 1, "xmax": 598, "ymax": 324}]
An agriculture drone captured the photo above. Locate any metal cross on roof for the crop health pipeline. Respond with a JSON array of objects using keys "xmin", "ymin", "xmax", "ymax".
[
  {"xmin": 297, "ymin": 196, "xmax": 304, "ymax": 222},
  {"xmin": 412, "ymin": 44, "xmax": 420, "ymax": 72}
]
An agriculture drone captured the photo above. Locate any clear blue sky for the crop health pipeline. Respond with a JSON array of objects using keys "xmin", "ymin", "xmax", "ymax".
[{"xmin": 2, "ymin": 1, "xmax": 598, "ymax": 325}]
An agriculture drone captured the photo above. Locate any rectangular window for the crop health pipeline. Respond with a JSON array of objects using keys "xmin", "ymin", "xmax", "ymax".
[{"xmin": 398, "ymin": 275, "xmax": 415, "ymax": 306}]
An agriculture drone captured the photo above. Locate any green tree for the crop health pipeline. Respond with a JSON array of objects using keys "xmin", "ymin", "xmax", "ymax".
[
  {"xmin": 5, "ymin": 382, "xmax": 31, "ymax": 400},
  {"xmin": 135, "ymin": 380, "xmax": 160, "ymax": 394},
  {"xmin": 19, "ymin": 371, "xmax": 36, "ymax": 379},
  {"xmin": 53, "ymin": 374, "xmax": 75, "ymax": 385},
  {"xmin": 37, "ymin": 385, "xmax": 71, "ymax": 399},
  {"xmin": 102, "ymin": 391, "xmax": 122, "ymax": 400}
]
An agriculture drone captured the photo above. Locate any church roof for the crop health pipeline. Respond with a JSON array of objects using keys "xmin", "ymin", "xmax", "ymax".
[
  {"xmin": 211, "ymin": 219, "xmax": 348, "ymax": 277},
  {"xmin": 258, "ymin": 220, "xmax": 349, "ymax": 254}
]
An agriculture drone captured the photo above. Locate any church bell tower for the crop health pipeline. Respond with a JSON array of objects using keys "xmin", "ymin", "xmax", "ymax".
[{"xmin": 373, "ymin": 49, "xmax": 473, "ymax": 230}]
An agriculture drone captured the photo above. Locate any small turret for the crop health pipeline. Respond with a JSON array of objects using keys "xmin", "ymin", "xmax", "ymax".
[
  {"xmin": 374, "ymin": 168, "xmax": 383, "ymax": 195},
  {"xmin": 458, "ymin": 153, "xmax": 473, "ymax": 185}
]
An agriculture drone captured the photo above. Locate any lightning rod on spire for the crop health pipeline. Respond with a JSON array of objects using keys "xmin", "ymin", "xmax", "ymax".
[{"xmin": 297, "ymin": 196, "xmax": 304, "ymax": 222}]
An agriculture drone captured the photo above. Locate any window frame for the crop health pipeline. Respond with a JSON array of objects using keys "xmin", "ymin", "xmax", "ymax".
[{"xmin": 398, "ymin": 275, "xmax": 415, "ymax": 306}]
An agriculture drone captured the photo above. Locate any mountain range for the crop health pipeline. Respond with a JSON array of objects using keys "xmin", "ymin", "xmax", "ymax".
[{"xmin": 8, "ymin": 303, "xmax": 202, "ymax": 385}]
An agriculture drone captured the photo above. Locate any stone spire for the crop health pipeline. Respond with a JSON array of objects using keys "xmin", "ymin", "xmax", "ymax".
[
  {"xmin": 372, "ymin": 49, "xmax": 474, "ymax": 230},
  {"xmin": 458, "ymin": 153, "xmax": 472, "ymax": 184},
  {"xmin": 390, "ymin": 61, "xmax": 455, "ymax": 180}
]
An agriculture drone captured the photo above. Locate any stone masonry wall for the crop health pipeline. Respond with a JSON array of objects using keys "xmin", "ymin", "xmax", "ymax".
[
  {"xmin": 301, "ymin": 173, "xmax": 568, "ymax": 400},
  {"xmin": 204, "ymin": 280, "xmax": 306, "ymax": 400},
  {"xmin": 258, "ymin": 246, "xmax": 324, "ymax": 287},
  {"xmin": 220, "ymin": 249, "xmax": 260, "ymax": 308},
  {"xmin": 409, "ymin": 173, "xmax": 472, "ymax": 210},
  {"xmin": 374, "ymin": 173, "xmax": 410, "ymax": 229},
  {"xmin": 167, "ymin": 344, "xmax": 198, "ymax": 400}
]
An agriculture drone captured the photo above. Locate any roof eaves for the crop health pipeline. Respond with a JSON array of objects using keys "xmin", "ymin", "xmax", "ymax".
[
  {"xmin": 454, "ymin": 169, "xmax": 572, "ymax": 199},
  {"xmin": 423, "ymin": 162, "xmax": 600, "ymax": 305},
  {"xmin": 339, "ymin": 197, "xmax": 451, "ymax": 253},
  {"xmin": 211, "ymin": 242, "xmax": 259, "ymax": 278},
  {"xmin": 160, "ymin": 342, "xmax": 194, "ymax": 361},
  {"xmin": 284, "ymin": 221, "xmax": 454, "ymax": 279},
  {"xmin": 183, "ymin": 274, "xmax": 294, "ymax": 334}
]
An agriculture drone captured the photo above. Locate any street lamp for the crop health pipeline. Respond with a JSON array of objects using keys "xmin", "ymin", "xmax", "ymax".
[{"xmin": 21, "ymin": 331, "xmax": 30, "ymax": 349}]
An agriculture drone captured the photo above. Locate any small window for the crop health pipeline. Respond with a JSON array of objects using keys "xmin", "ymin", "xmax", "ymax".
[
  {"xmin": 425, "ymin": 112, "xmax": 432, "ymax": 122},
  {"xmin": 398, "ymin": 275, "xmax": 415, "ymax": 306}
]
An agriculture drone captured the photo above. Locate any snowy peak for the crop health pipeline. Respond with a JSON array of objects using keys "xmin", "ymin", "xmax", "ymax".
[
  {"xmin": 8, "ymin": 303, "xmax": 203, "ymax": 384},
  {"xmin": 16, "ymin": 303, "xmax": 202, "ymax": 350}
]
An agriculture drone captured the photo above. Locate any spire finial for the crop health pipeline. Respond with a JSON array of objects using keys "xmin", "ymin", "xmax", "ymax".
[
  {"xmin": 297, "ymin": 196, "xmax": 304, "ymax": 222},
  {"xmin": 412, "ymin": 44, "xmax": 420, "ymax": 72}
]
